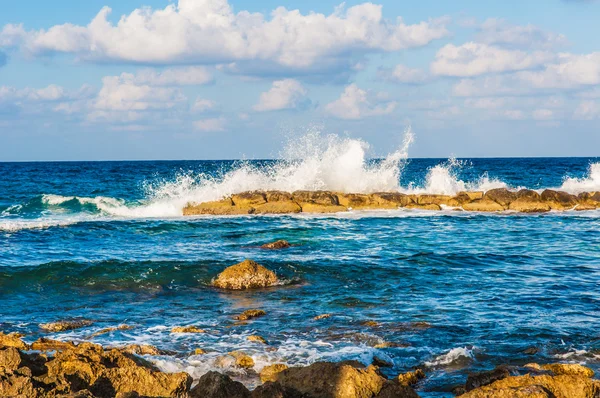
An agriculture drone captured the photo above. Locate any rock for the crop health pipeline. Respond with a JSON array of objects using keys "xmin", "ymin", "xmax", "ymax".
[
  {"xmin": 372, "ymin": 356, "xmax": 393, "ymax": 368},
  {"xmin": 576, "ymin": 203, "xmax": 597, "ymax": 211},
  {"xmin": 456, "ymin": 191, "xmax": 484, "ymax": 202},
  {"xmin": 193, "ymin": 348, "xmax": 206, "ymax": 355},
  {"xmin": 462, "ymin": 199, "xmax": 505, "ymax": 212},
  {"xmin": 235, "ymin": 309, "xmax": 267, "ymax": 321},
  {"xmin": 461, "ymin": 374, "xmax": 600, "ymax": 398},
  {"xmin": 91, "ymin": 366, "xmax": 191, "ymax": 397},
  {"xmin": 247, "ymin": 335, "xmax": 267, "ymax": 344},
  {"xmin": 190, "ymin": 371, "xmax": 250, "ymax": 398},
  {"xmin": 397, "ymin": 369, "xmax": 425, "ymax": 386},
  {"xmin": 370, "ymin": 193, "xmax": 414, "ymax": 208},
  {"xmin": 260, "ymin": 240, "xmax": 291, "ymax": 250},
  {"xmin": 577, "ymin": 192, "xmax": 600, "ymax": 208},
  {"xmin": 0, "ymin": 347, "xmax": 22, "ymax": 371},
  {"xmin": 540, "ymin": 363, "xmax": 594, "ymax": 378},
  {"xmin": 119, "ymin": 344, "xmax": 163, "ymax": 356},
  {"xmin": 31, "ymin": 338, "xmax": 76, "ymax": 352},
  {"xmin": 183, "ymin": 198, "xmax": 253, "ymax": 216},
  {"xmin": 0, "ymin": 332, "xmax": 29, "ymax": 350},
  {"xmin": 541, "ymin": 190, "xmax": 578, "ymax": 210},
  {"xmin": 39, "ymin": 320, "xmax": 94, "ymax": 333},
  {"xmin": 273, "ymin": 361, "xmax": 386, "ymax": 398},
  {"xmin": 337, "ymin": 193, "xmax": 377, "ymax": 209},
  {"xmin": 361, "ymin": 321, "xmax": 380, "ymax": 327},
  {"xmin": 484, "ymin": 189, "xmax": 517, "ymax": 208},
  {"xmin": 404, "ymin": 203, "xmax": 442, "ymax": 211},
  {"xmin": 171, "ymin": 326, "xmax": 205, "ymax": 334},
  {"xmin": 375, "ymin": 380, "xmax": 420, "ymax": 398},
  {"xmin": 232, "ymin": 192, "xmax": 267, "ymax": 207},
  {"xmin": 313, "ymin": 314, "xmax": 332, "ymax": 321},
  {"xmin": 229, "ymin": 352, "xmax": 255, "ymax": 369},
  {"xmin": 0, "ymin": 370, "xmax": 40, "ymax": 397},
  {"xmin": 254, "ymin": 201, "xmax": 303, "ymax": 214},
  {"xmin": 260, "ymin": 364, "xmax": 289, "ymax": 383},
  {"xmin": 416, "ymin": 194, "xmax": 459, "ymax": 207},
  {"xmin": 213, "ymin": 259, "xmax": 279, "ymax": 290},
  {"xmin": 250, "ymin": 382, "xmax": 304, "ymax": 398},
  {"xmin": 508, "ymin": 190, "xmax": 551, "ymax": 213},
  {"xmin": 373, "ymin": 342, "xmax": 409, "ymax": 349},
  {"xmin": 466, "ymin": 366, "xmax": 511, "ymax": 391},
  {"xmin": 522, "ymin": 347, "xmax": 539, "ymax": 355},
  {"xmin": 89, "ymin": 325, "xmax": 134, "ymax": 338},
  {"xmin": 292, "ymin": 191, "xmax": 347, "ymax": 213}
]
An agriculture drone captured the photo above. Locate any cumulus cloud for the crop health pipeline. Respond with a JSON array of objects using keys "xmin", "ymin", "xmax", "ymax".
[
  {"xmin": 194, "ymin": 117, "xmax": 226, "ymax": 132},
  {"xmin": 325, "ymin": 84, "xmax": 396, "ymax": 119},
  {"xmin": 191, "ymin": 98, "xmax": 217, "ymax": 113},
  {"xmin": 94, "ymin": 75, "xmax": 186, "ymax": 111},
  {"xmin": 378, "ymin": 64, "xmax": 429, "ymax": 83},
  {"xmin": 431, "ymin": 42, "xmax": 554, "ymax": 77},
  {"xmin": 253, "ymin": 79, "xmax": 309, "ymax": 111},
  {"xmin": 476, "ymin": 18, "xmax": 568, "ymax": 49},
  {"xmin": 0, "ymin": 0, "xmax": 449, "ymax": 76}
]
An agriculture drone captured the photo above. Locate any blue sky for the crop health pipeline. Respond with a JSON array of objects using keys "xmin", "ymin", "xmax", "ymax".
[{"xmin": 1, "ymin": 0, "xmax": 599, "ymax": 161}]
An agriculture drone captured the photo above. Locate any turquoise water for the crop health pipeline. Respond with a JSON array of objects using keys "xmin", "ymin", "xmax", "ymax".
[{"xmin": 1, "ymin": 156, "xmax": 600, "ymax": 396}]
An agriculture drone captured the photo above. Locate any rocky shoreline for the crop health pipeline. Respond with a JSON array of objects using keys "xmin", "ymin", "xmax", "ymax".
[{"xmin": 183, "ymin": 189, "xmax": 600, "ymax": 215}]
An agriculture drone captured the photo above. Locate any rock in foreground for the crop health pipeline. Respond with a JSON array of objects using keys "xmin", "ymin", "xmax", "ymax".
[{"xmin": 212, "ymin": 259, "xmax": 279, "ymax": 290}]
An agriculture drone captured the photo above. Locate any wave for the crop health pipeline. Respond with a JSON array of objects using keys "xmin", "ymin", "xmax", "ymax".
[
  {"xmin": 424, "ymin": 346, "xmax": 475, "ymax": 368},
  {"xmin": 559, "ymin": 163, "xmax": 600, "ymax": 193}
]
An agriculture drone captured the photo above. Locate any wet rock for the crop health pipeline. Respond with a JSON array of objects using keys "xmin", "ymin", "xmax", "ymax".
[
  {"xmin": 337, "ymin": 193, "xmax": 377, "ymax": 209},
  {"xmin": 372, "ymin": 356, "xmax": 393, "ymax": 368},
  {"xmin": 371, "ymin": 192, "xmax": 414, "ymax": 208},
  {"xmin": 577, "ymin": 192, "xmax": 600, "ymax": 208},
  {"xmin": 89, "ymin": 325, "xmax": 134, "ymax": 338},
  {"xmin": 373, "ymin": 342, "xmax": 410, "ymax": 349},
  {"xmin": 40, "ymin": 320, "xmax": 94, "ymax": 333},
  {"xmin": 522, "ymin": 347, "xmax": 539, "ymax": 355},
  {"xmin": 229, "ymin": 352, "xmax": 255, "ymax": 369},
  {"xmin": 313, "ymin": 314, "xmax": 332, "ymax": 321},
  {"xmin": 0, "ymin": 332, "xmax": 29, "ymax": 350},
  {"xmin": 119, "ymin": 344, "xmax": 163, "ymax": 356},
  {"xmin": 576, "ymin": 203, "xmax": 597, "ymax": 211},
  {"xmin": 247, "ymin": 335, "xmax": 267, "ymax": 344},
  {"xmin": 235, "ymin": 309, "xmax": 267, "ymax": 321},
  {"xmin": 250, "ymin": 381, "xmax": 304, "ymax": 398},
  {"xmin": 292, "ymin": 191, "xmax": 347, "ymax": 213},
  {"xmin": 404, "ymin": 203, "xmax": 442, "ymax": 211},
  {"xmin": 273, "ymin": 361, "xmax": 386, "ymax": 398},
  {"xmin": 255, "ymin": 192, "xmax": 302, "ymax": 214},
  {"xmin": 260, "ymin": 240, "xmax": 291, "ymax": 250},
  {"xmin": 213, "ymin": 259, "xmax": 279, "ymax": 290},
  {"xmin": 508, "ymin": 190, "xmax": 551, "ymax": 213},
  {"xmin": 456, "ymin": 191, "xmax": 484, "ymax": 202},
  {"xmin": 171, "ymin": 326, "xmax": 205, "ymax": 334},
  {"xmin": 461, "ymin": 374, "xmax": 599, "ymax": 398},
  {"xmin": 416, "ymin": 194, "xmax": 460, "ymax": 207},
  {"xmin": 462, "ymin": 199, "xmax": 505, "ymax": 212},
  {"xmin": 183, "ymin": 198, "xmax": 253, "ymax": 216},
  {"xmin": 541, "ymin": 190, "xmax": 578, "ymax": 210},
  {"xmin": 232, "ymin": 192, "xmax": 267, "ymax": 207},
  {"xmin": 484, "ymin": 188, "xmax": 517, "ymax": 208},
  {"xmin": 190, "ymin": 371, "xmax": 250, "ymax": 398},
  {"xmin": 361, "ymin": 321, "xmax": 380, "ymax": 327},
  {"xmin": 376, "ymin": 380, "xmax": 420, "ymax": 398},
  {"xmin": 397, "ymin": 369, "xmax": 425, "ymax": 386},
  {"xmin": 91, "ymin": 365, "xmax": 191, "ymax": 397},
  {"xmin": 193, "ymin": 348, "xmax": 206, "ymax": 355},
  {"xmin": 31, "ymin": 338, "xmax": 76, "ymax": 352},
  {"xmin": 466, "ymin": 365, "xmax": 511, "ymax": 391},
  {"xmin": 260, "ymin": 364, "xmax": 289, "ymax": 383}
]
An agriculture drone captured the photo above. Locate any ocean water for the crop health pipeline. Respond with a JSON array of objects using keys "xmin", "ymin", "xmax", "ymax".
[{"xmin": 2, "ymin": 135, "xmax": 600, "ymax": 396}]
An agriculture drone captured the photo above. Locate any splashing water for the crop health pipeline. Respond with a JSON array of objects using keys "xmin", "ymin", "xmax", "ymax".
[{"xmin": 560, "ymin": 163, "xmax": 600, "ymax": 193}]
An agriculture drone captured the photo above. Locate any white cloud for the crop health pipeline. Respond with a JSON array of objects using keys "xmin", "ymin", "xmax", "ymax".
[
  {"xmin": 325, "ymin": 84, "xmax": 396, "ymax": 119},
  {"xmin": 253, "ymin": 79, "xmax": 308, "ymax": 111},
  {"xmin": 191, "ymin": 98, "xmax": 216, "ymax": 113},
  {"xmin": 431, "ymin": 42, "xmax": 554, "ymax": 77},
  {"xmin": 0, "ymin": 84, "xmax": 68, "ymax": 102},
  {"xmin": 464, "ymin": 98, "xmax": 506, "ymax": 109},
  {"xmin": 532, "ymin": 109, "xmax": 554, "ymax": 120},
  {"xmin": 476, "ymin": 18, "xmax": 568, "ymax": 49},
  {"xmin": 379, "ymin": 64, "xmax": 429, "ymax": 83},
  {"xmin": 132, "ymin": 67, "xmax": 213, "ymax": 86},
  {"xmin": 194, "ymin": 117, "xmax": 226, "ymax": 132},
  {"xmin": 1, "ymin": 0, "xmax": 449, "ymax": 75},
  {"xmin": 574, "ymin": 100, "xmax": 600, "ymax": 120}
]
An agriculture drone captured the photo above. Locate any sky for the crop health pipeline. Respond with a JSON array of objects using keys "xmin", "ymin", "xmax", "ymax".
[{"xmin": 1, "ymin": 0, "xmax": 600, "ymax": 161}]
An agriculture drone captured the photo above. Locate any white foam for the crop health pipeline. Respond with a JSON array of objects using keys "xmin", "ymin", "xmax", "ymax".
[
  {"xmin": 0, "ymin": 219, "xmax": 81, "ymax": 232},
  {"xmin": 424, "ymin": 346, "xmax": 474, "ymax": 367},
  {"xmin": 559, "ymin": 163, "xmax": 600, "ymax": 194}
]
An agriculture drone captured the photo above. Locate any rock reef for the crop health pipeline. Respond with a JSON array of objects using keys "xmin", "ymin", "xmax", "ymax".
[{"xmin": 183, "ymin": 189, "xmax": 600, "ymax": 215}]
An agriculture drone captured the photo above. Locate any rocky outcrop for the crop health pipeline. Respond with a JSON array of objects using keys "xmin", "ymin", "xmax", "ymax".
[
  {"xmin": 234, "ymin": 309, "xmax": 267, "ymax": 321},
  {"xmin": 259, "ymin": 364, "xmax": 289, "ymax": 383},
  {"xmin": 184, "ymin": 188, "xmax": 600, "ymax": 215},
  {"xmin": 39, "ymin": 320, "xmax": 94, "ymax": 333},
  {"xmin": 212, "ymin": 259, "xmax": 279, "ymax": 290},
  {"xmin": 0, "ymin": 332, "xmax": 29, "ymax": 350},
  {"xmin": 189, "ymin": 371, "xmax": 250, "ymax": 398},
  {"xmin": 461, "ymin": 363, "xmax": 600, "ymax": 398},
  {"xmin": 260, "ymin": 240, "xmax": 291, "ymax": 249}
]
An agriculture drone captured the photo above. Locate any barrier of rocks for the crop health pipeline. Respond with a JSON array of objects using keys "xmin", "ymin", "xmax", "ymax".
[{"xmin": 183, "ymin": 189, "xmax": 600, "ymax": 215}]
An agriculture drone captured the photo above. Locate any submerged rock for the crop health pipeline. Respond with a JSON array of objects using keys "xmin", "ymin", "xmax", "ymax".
[
  {"xmin": 171, "ymin": 326, "xmax": 205, "ymax": 334},
  {"xmin": 313, "ymin": 313, "xmax": 332, "ymax": 321},
  {"xmin": 213, "ymin": 259, "xmax": 279, "ymax": 290},
  {"xmin": 260, "ymin": 240, "xmax": 291, "ymax": 250},
  {"xmin": 39, "ymin": 320, "xmax": 94, "ymax": 333},
  {"xmin": 235, "ymin": 309, "xmax": 267, "ymax": 321}
]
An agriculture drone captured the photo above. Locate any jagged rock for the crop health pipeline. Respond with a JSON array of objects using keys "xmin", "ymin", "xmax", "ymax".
[
  {"xmin": 0, "ymin": 332, "xmax": 29, "ymax": 350},
  {"xmin": 273, "ymin": 361, "xmax": 386, "ymax": 398},
  {"xmin": 171, "ymin": 326, "xmax": 205, "ymax": 334},
  {"xmin": 40, "ymin": 320, "xmax": 94, "ymax": 333},
  {"xmin": 190, "ymin": 371, "xmax": 250, "ymax": 398},
  {"xmin": 292, "ymin": 191, "xmax": 347, "ymax": 213},
  {"xmin": 183, "ymin": 198, "xmax": 252, "ymax": 216},
  {"xmin": 405, "ymin": 203, "xmax": 442, "ymax": 211},
  {"xmin": 508, "ymin": 190, "xmax": 551, "ymax": 213},
  {"xmin": 522, "ymin": 347, "xmax": 539, "ymax": 355},
  {"xmin": 213, "ymin": 260, "xmax": 279, "ymax": 290},
  {"xmin": 416, "ymin": 194, "xmax": 459, "ymax": 207},
  {"xmin": 255, "ymin": 192, "xmax": 302, "ymax": 214},
  {"xmin": 372, "ymin": 356, "xmax": 393, "ymax": 368},
  {"xmin": 228, "ymin": 352, "xmax": 255, "ymax": 369},
  {"xmin": 247, "ymin": 335, "xmax": 267, "ymax": 344},
  {"xmin": 0, "ymin": 347, "xmax": 22, "ymax": 371},
  {"xmin": 397, "ymin": 369, "xmax": 425, "ymax": 386},
  {"xmin": 260, "ymin": 364, "xmax": 289, "ymax": 383},
  {"xmin": 193, "ymin": 348, "xmax": 206, "ymax": 355},
  {"xmin": 466, "ymin": 366, "xmax": 511, "ymax": 391},
  {"xmin": 0, "ymin": 370, "xmax": 40, "ymax": 397},
  {"xmin": 532, "ymin": 363, "xmax": 595, "ymax": 377},
  {"xmin": 232, "ymin": 192, "xmax": 267, "ymax": 207},
  {"xmin": 462, "ymin": 199, "xmax": 505, "ymax": 212},
  {"xmin": 260, "ymin": 240, "xmax": 291, "ymax": 249},
  {"xmin": 250, "ymin": 382, "xmax": 304, "ymax": 398},
  {"xmin": 313, "ymin": 314, "xmax": 332, "ymax": 321},
  {"xmin": 541, "ymin": 190, "xmax": 578, "ymax": 210},
  {"xmin": 89, "ymin": 325, "xmax": 134, "ymax": 338},
  {"xmin": 370, "ymin": 192, "xmax": 414, "ymax": 208},
  {"xmin": 31, "ymin": 338, "xmax": 76, "ymax": 352},
  {"xmin": 118, "ymin": 344, "xmax": 163, "ymax": 356},
  {"xmin": 235, "ymin": 309, "xmax": 267, "ymax": 321},
  {"xmin": 90, "ymin": 366, "xmax": 191, "ymax": 397},
  {"xmin": 484, "ymin": 189, "xmax": 517, "ymax": 208},
  {"xmin": 375, "ymin": 380, "xmax": 420, "ymax": 398}
]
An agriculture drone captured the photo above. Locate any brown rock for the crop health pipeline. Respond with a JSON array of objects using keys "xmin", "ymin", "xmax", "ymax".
[
  {"xmin": 265, "ymin": 191, "xmax": 294, "ymax": 202},
  {"xmin": 89, "ymin": 325, "xmax": 134, "ymax": 338},
  {"xmin": 370, "ymin": 192, "xmax": 414, "ymax": 208},
  {"xmin": 466, "ymin": 366, "xmax": 511, "ymax": 391},
  {"xmin": 484, "ymin": 188, "xmax": 517, "ymax": 208},
  {"xmin": 508, "ymin": 190, "xmax": 551, "ymax": 213},
  {"xmin": 254, "ymin": 202, "xmax": 302, "ymax": 214},
  {"xmin": 273, "ymin": 361, "xmax": 386, "ymax": 398},
  {"xmin": 192, "ymin": 348, "xmax": 206, "ymax": 355},
  {"xmin": 247, "ymin": 335, "xmax": 267, "ymax": 344},
  {"xmin": 577, "ymin": 192, "xmax": 600, "ymax": 208},
  {"xmin": 171, "ymin": 326, "xmax": 205, "ymax": 334},
  {"xmin": 250, "ymin": 382, "xmax": 303, "ymax": 398},
  {"xmin": 229, "ymin": 352, "xmax": 255, "ymax": 369},
  {"xmin": 372, "ymin": 356, "xmax": 393, "ymax": 368},
  {"xmin": 404, "ymin": 203, "xmax": 442, "ymax": 211},
  {"xmin": 0, "ymin": 332, "xmax": 29, "ymax": 350},
  {"xmin": 31, "ymin": 338, "xmax": 76, "ymax": 352},
  {"xmin": 576, "ymin": 203, "xmax": 597, "ymax": 211},
  {"xmin": 260, "ymin": 364, "xmax": 289, "ymax": 383},
  {"xmin": 313, "ymin": 314, "xmax": 332, "ymax": 321},
  {"xmin": 0, "ymin": 347, "xmax": 22, "ymax": 371},
  {"xmin": 0, "ymin": 370, "xmax": 40, "ymax": 397},
  {"xmin": 540, "ymin": 363, "xmax": 594, "ymax": 378},
  {"xmin": 213, "ymin": 259, "xmax": 279, "ymax": 290},
  {"xmin": 260, "ymin": 240, "xmax": 291, "ymax": 250},
  {"xmin": 292, "ymin": 191, "xmax": 347, "ymax": 213},
  {"xmin": 416, "ymin": 194, "xmax": 459, "ymax": 207},
  {"xmin": 397, "ymin": 369, "xmax": 425, "ymax": 386},
  {"xmin": 462, "ymin": 199, "xmax": 505, "ymax": 212},
  {"xmin": 183, "ymin": 198, "xmax": 253, "ymax": 216},
  {"xmin": 190, "ymin": 371, "xmax": 250, "ymax": 398},
  {"xmin": 456, "ymin": 191, "xmax": 484, "ymax": 202},
  {"xmin": 235, "ymin": 309, "xmax": 267, "ymax": 321},
  {"xmin": 336, "ymin": 194, "xmax": 382, "ymax": 210},
  {"xmin": 541, "ymin": 190, "xmax": 578, "ymax": 210},
  {"xmin": 119, "ymin": 344, "xmax": 163, "ymax": 356},
  {"xmin": 91, "ymin": 366, "xmax": 191, "ymax": 397},
  {"xmin": 375, "ymin": 380, "xmax": 420, "ymax": 398},
  {"xmin": 232, "ymin": 192, "xmax": 267, "ymax": 207},
  {"xmin": 40, "ymin": 320, "xmax": 94, "ymax": 333},
  {"xmin": 462, "ymin": 384, "xmax": 553, "ymax": 398}
]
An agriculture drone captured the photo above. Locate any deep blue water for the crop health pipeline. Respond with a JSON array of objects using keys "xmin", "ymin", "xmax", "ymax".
[{"xmin": 1, "ymin": 157, "xmax": 600, "ymax": 396}]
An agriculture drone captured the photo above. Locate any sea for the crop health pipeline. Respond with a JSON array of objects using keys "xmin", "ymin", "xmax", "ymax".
[{"xmin": 2, "ymin": 131, "xmax": 600, "ymax": 396}]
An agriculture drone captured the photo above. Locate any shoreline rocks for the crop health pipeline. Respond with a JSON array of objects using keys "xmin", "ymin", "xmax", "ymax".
[
  {"xmin": 212, "ymin": 259, "xmax": 279, "ymax": 290},
  {"xmin": 183, "ymin": 189, "xmax": 600, "ymax": 215}
]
